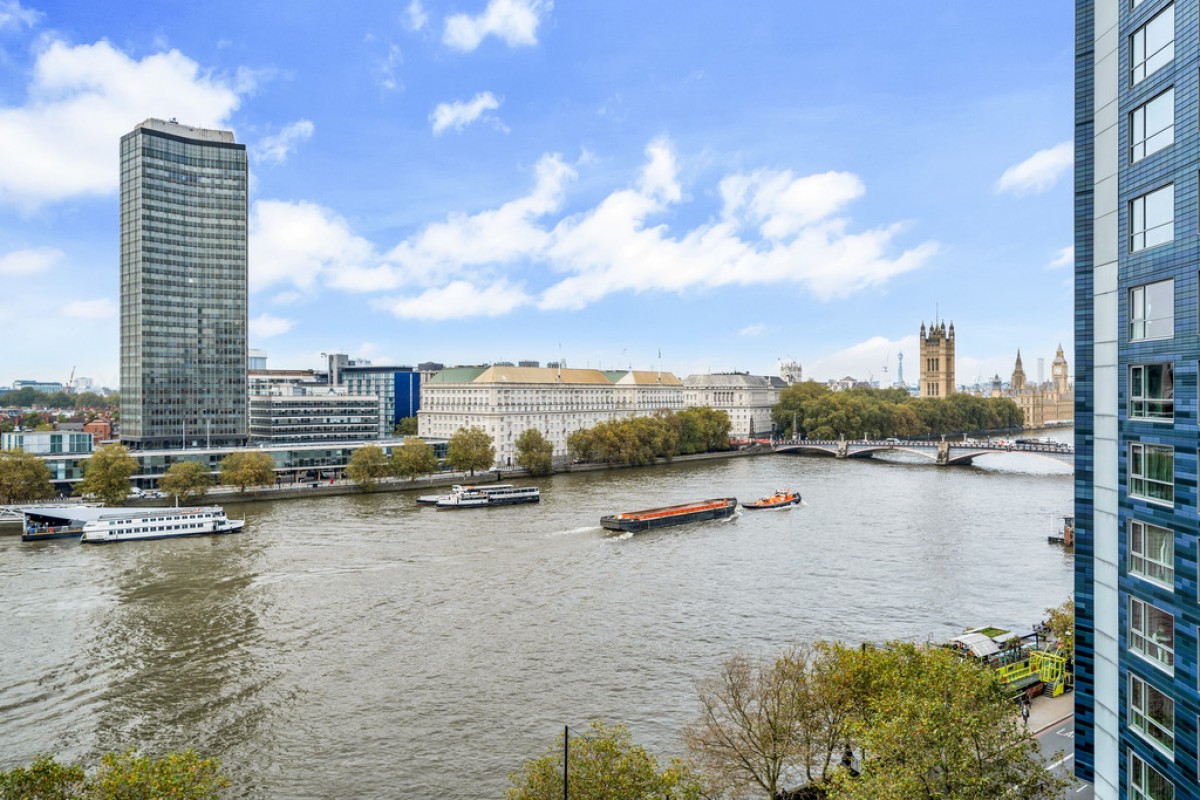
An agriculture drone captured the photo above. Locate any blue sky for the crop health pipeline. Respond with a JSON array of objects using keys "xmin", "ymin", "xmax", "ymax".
[{"xmin": 0, "ymin": 1, "xmax": 1074, "ymax": 390}]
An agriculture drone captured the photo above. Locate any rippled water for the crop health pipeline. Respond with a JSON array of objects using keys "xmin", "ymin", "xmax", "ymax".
[{"xmin": 0, "ymin": 448, "xmax": 1073, "ymax": 797}]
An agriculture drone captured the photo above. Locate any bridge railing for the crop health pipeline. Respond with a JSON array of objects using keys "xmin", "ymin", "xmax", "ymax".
[{"xmin": 773, "ymin": 438, "xmax": 1073, "ymax": 454}]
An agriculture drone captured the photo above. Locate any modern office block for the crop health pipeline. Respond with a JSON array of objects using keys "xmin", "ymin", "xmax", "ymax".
[
  {"xmin": 119, "ymin": 118, "xmax": 248, "ymax": 450},
  {"xmin": 1076, "ymin": 1, "xmax": 1199, "ymax": 797}
]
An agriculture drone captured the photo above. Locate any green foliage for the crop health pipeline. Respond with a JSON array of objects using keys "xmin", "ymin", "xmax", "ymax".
[
  {"xmin": 346, "ymin": 445, "xmax": 391, "ymax": 488},
  {"xmin": 218, "ymin": 451, "xmax": 276, "ymax": 491},
  {"xmin": 393, "ymin": 416, "xmax": 419, "ymax": 436},
  {"xmin": 566, "ymin": 408, "xmax": 731, "ymax": 467},
  {"xmin": 514, "ymin": 428, "xmax": 554, "ymax": 476},
  {"xmin": 447, "ymin": 426, "xmax": 495, "ymax": 475},
  {"xmin": 0, "ymin": 388, "xmax": 117, "ymax": 412},
  {"xmin": 0, "ymin": 448, "xmax": 56, "ymax": 503},
  {"xmin": 91, "ymin": 750, "xmax": 228, "ymax": 800},
  {"xmin": 0, "ymin": 754, "xmax": 85, "ymax": 800},
  {"xmin": 1044, "ymin": 597, "xmax": 1074, "ymax": 661},
  {"xmin": 687, "ymin": 641, "xmax": 1067, "ymax": 800},
  {"xmin": 506, "ymin": 721, "xmax": 704, "ymax": 800},
  {"xmin": 391, "ymin": 438, "xmax": 439, "ymax": 479},
  {"xmin": 75, "ymin": 444, "xmax": 138, "ymax": 506},
  {"xmin": 0, "ymin": 751, "xmax": 227, "ymax": 800},
  {"xmin": 158, "ymin": 460, "xmax": 213, "ymax": 503},
  {"xmin": 772, "ymin": 383, "xmax": 1024, "ymax": 440}
]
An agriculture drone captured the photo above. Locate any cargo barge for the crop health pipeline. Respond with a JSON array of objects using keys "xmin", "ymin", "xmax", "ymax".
[{"xmin": 600, "ymin": 498, "xmax": 737, "ymax": 533}]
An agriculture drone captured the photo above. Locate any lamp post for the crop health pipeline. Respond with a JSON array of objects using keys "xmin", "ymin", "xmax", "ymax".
[{"xmin": 561, "ymin": 724, "xmax": 592, "ymax": 800}]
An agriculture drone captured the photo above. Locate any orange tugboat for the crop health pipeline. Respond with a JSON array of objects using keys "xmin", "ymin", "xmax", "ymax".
[
  {"xmin": 600, "ymin": 498, "xmax": 737, "ymax": 533},
  {"xmin": 741, "ymin": 490, "xmax": 802, "ymax": 510}
]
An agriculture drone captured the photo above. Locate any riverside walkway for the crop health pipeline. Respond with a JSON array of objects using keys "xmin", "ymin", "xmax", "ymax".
[{"xmin": 774, "ymin": 437, "xmax": 1074, "ymax": 467}]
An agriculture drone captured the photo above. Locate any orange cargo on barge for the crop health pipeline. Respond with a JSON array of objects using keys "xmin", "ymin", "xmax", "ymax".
[{"xmin": 600, "ymin": 498, "xmax": 737, "ymax": 533}]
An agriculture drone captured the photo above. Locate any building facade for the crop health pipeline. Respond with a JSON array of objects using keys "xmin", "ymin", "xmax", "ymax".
[
  {"xmin": 339, "ymin": 365, "xmax": 421, "ymax": 431},
  {"xmin": 918, "ymin": 320, "xmax": 955, "ymax": 398},
  {"xmin": 1076, "ymin": 2, "xmax": 1198, "ymax": 797},
  {"xmin": 682, "ymin": 373, "xmax": 782, "ymax": 439},
  {"xmin": 248, "ymin": 389, "xmax": 384, "ymax": 445},
  {"xmin": 995, "ymin": 346, "xmax": 1075, "ymax": 428},
  {"xmin": 418, "ymin": 366, "xmax": 684, "ymax": 467},
  {"xmin": 119, "ymin": 118, "xmax": 249, "ymax": 450}
]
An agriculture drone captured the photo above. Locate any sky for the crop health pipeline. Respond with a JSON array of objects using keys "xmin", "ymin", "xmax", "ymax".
[{"xmin": 0, "ymin": 1, "xmax": 1075, "ymax": 390}]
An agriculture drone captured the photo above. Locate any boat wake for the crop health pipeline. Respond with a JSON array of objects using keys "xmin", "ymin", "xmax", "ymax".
[
  {"xmin": 544, "ymin": 526, "xmax": 600, "ymax": 539},
  {"xmin": 604, "ymin": 530, "xmax": 634, "ymax": 542}
]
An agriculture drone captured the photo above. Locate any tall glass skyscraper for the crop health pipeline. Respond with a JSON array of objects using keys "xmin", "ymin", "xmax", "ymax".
[
  {"xmin": 1076, "ymin": 1, "xmax": 1197, "ymax": 797},
  {"xmin": 120, "ymin": 118, "xmax": 248, "ymax": 450}
]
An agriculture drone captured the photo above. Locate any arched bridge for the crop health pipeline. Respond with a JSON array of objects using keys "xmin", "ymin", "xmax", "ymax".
[{"xmin": 773, "ymin": 438, "xmax": 1074, "ymax": 467}]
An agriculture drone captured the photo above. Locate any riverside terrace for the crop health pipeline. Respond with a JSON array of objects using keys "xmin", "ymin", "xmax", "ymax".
[{"xmin": 774, "ymin": 438, "xmax": 1075, "ymax": 467}]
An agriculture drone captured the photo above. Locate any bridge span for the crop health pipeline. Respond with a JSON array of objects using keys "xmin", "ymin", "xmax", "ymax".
[{"xmin": 773, "ymin": 438, "xmax": 1074, "ymax": 467}]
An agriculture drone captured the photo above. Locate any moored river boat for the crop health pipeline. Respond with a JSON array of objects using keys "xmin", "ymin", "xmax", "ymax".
[
  {"xmin": 600, "ymin": 498, "xmax": 737, "ymax": 533},
  {"xmin": 741, "ymin": 490, "xmax": 801, "ymax": 510}
]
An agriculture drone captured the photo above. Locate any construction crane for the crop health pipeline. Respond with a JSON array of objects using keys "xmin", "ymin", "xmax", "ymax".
[
  {"xmin": 66, "ymin": 366, "xmax": 75, "ymax": 393},
  {"xmin": 882, "ymin": 353, "xmax": 890, "ymax": 375}
]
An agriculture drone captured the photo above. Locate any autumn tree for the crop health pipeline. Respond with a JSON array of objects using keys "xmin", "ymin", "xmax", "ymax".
[
  {"xmin": 0, "ymin": 449, "xmax": 56, "ymax": 504},
  {"xmin": 218, "ymin": 451, "xmax": 275, "ymax": 491},
  {"xmin": 76, "ymin": 444, "xmax": 138, "ymax": 505},
  {"xmin": 1044, "ymin": 597, "xmax": 1075, "ymax": 661},
  {"xmin": 507, "ymin": 721, "xmax": 704, "ymax": 800},
  {"xmin": 158, "ymin": 460, "xmax": 212, "ymax": 503},
  {"xmin": 394, "ymin": 416, "xmax": 419, "ymax": 436},
  {"xmin": 346, "ymin": 444, "xmax": 391, "ymax": 488},
  {"xmin": 447, "ymin": 426, "xmax": 495, "ymax": 475},
  {"xmin": 0, "ymin": 751, "xmax": 228, "ymax": 800},
  {"xmin": 391, "ymin": 437, "xmax": 439, "ymax": 479},
  {"xmin": 0, "ymin": 754, "xmax": 85, "ymax": 800},
  {"xmin": 514, "ymin": 428, "xmax": 553, "ymax": 476}
]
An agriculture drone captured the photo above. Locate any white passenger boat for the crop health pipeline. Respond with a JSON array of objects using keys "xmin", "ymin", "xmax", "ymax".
[
  {"xmin": 433, "ymin": 484, "xmax": 540, "ymax": 509},
  {"xmin": 79, "ymin": 506, "xmax": 244, "ymax": 544},
  {"xmin": 416, "ymin": 483, "xmax": 517, "ymax": 506}
]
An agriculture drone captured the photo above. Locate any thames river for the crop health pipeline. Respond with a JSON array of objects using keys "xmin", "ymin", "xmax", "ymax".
[{"xmin": 0, "ymin": 446, "xmax": 1073, "ymax": 798}]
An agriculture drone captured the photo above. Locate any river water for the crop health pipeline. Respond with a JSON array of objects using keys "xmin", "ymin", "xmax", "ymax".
[{"xmin": 0, "ymin": 446, "xmax": 1073, "ymax": 798}]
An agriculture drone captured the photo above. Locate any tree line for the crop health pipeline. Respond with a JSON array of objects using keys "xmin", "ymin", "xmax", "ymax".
[
  {"xmin": 0, "ymin": 388, "xmax": 118, "ymax": 412},
  {"xmin": 772, "ymin": 382, "xmax": 1024, "ymax": 440},
  {"xmin": 567, "ymin": 407, "xmax": 732, "ymax": 466}
]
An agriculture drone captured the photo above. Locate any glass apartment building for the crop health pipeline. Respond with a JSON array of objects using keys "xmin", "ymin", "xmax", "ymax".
[
  {"xmin": 119, "ymin": 118, "xmax": 248, "ymax": 450},
  {"xmin": 1076, "ymin": 1, "xmax": 1199, "ymax": 797}
]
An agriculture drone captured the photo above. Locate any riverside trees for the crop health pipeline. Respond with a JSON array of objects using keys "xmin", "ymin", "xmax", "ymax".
[
  {"xmin": 514, "ymin": 428, "xmax": 553, "ymax": 476},
  {"xmin": 218, "ymin": 451, "xmax": 275, "ymax": 491},
  {"xmin": 346, "ymin": 444, "xmax": 391, "ymax": 488},
  {"xmin": 771, "ymin": 381, "xmax": 1023, "ymax": 440},
  {"xmin": 0, "ymin": 449, "xmax": 55, "ymax": 503},
  {"xmin": 391, "ymin": 437, "xmax": 439, "ymax": 479},
  {"xmin": 75, "ymin": 444, "xmax": 138, "ymax": 505},
  {"xmin": 447, "ymin": 426, "xmax": 495, "ymax": 475},
  {"xmin": 157, "ymin": 460, "xmax": 212, "ymax": 502},
  {"xmin": 0, "ymin": 751, "xmax": 228, "ymax": 800},
  {"xmin": 566, "ymin": 408, "xmax": 731, "ymax": 466}
]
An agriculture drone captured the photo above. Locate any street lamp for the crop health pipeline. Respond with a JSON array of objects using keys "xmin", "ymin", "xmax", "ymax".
[{"xmin": 561, "ymin": 724, "xmax": 592, "ymax": 800}]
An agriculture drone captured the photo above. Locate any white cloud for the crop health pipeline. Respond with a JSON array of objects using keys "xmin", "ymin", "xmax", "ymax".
[
  {"xmin": 249, "ymin": 313, "xmax": 294, "ymax": 339},
  {"xmin": 995, "ymin": 141, "xmax": 1072, "ymax": 196},
  {"xmin": 739, "ymin": 323, "xmax": 765, "ymax": 337},
  {"xmin": 0, "ymin": 246, "xmax": 62, "ymax": 276},
  {"xmin": 1046, "ymin": 245, "xmax": 1073, "ymax": 270},
  {"xmin": 248, "ymin": 139, "xmax": 936, "ymax": 321},
  {"xmin": 807, "ymin": 335, "xmax": 918, "ymax": 383},
  {"xmin": 0, "ymin": 0, "xmax": 39, "ymax": 30},
  {"xmin": 406, "ymin": 0, "xmax": 428, "ymax": 31},
  {"xmin": 443, "ymin": 0, "xmax": 550, "ymax": 51},
  {"xmin": 375, "ymin": 44, "xmax": 404, "ymax": 93},
  {"xmin": 253, "ymin": 119, "xmax": 314, "ymax": 165},
  {"xmin": 62, "ymin": 298, "xmax": 116, "ymax": 320},
  {"xmin": 0, "ymin": 39, "xmax": 244, "ymax": 209},
  {"xmin": 374, "ymin": 279, "xmax": 530, "ymax": 320},
  {"xmin": 430, "ymin": 91, "xmax": 503, "ymax": 135}
]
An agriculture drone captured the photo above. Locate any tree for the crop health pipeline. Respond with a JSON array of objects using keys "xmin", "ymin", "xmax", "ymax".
[
  {"xmin": 0, "ymin": 754, "xmax": 85, "ymax": 800},
  {"xmin": 506, "ymin": 721, "xmax": 704, "ymax": 800},
  {"xmin": 0, "ymin": 751, "xmax": 228, "ymax": 800},
  {"xmin": 394, "ymin": 416, "xmax": 419, "ymax": 436},
  {"xmin": 447, "ymin": 426, "xmax": 495, "ymax": 475},
  {"xmin": 219, "ymin": 450, "xmax": 275, "ymax": 491},
  {"xmin": 1044, "ymin": 597, "xmax": 1074, "ymax": 661},
  {"xmin": 76, "ymin": 444, "xmax": 138, "ymax": 505},
  {"xmin": 515, "ymin": 428, "xmax": 554, "ymax": 476},
  {"xmin": 158, "ymin": 460, "xmax": 213, "ymax": 503},
  {"xmin": 823, "ymin": 643, "xmax": 1068, "ymax": 800},
  {"xmin": 391, "ymin": 437, "xmax": 439, "ymax": 480},
  {"xmin": 346, "ymin": 444, "xmax": 391, "ymax": 488},
  {"xmin": 0, "ymin": 449, "xmax": 56, "ymax": 504}
]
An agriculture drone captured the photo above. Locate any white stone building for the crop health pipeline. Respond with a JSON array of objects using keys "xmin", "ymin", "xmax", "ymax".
[
  {"xmin": 418, "ymin": 366, "xmax": 684, "ymax": 467},
  {"xmin": 682, "ymin": 373, "xmax": 782, "ymax": 439}
]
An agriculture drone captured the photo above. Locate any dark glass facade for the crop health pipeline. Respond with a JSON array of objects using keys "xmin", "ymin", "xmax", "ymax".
[{"xmin": 120, "ymin": 119, "xmax": 248, "ymax": 450}]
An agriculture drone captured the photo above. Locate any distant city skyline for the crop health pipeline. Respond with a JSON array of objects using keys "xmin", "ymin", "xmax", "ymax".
[{"xmin": 0, "ymin": 2, "xmax": 1072, "ymax": 388}]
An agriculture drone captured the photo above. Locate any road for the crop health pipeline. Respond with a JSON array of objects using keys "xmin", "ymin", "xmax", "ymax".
[{"xmin": 1037, "ymin": 718, "xmax": 1093, "ymax": 798}]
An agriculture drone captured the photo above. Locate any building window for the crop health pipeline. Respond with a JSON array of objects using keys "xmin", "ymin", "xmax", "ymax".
[
  {"xmin": 1131, "ymin": 4, "xmax": 1174, "ymax": 85},
  {"xmin": 1129, "ymin": 364, "xmax": 1173, "ymax": 419},
  {"xmin": 1129, "ymin": 442, "xmax": 1174, "ymax": 504},
  {"xmin": 1131, "ymin": 89, "xmax": 1174, "ymax": 162},
  {"xmin": 1130, "ymin": 748, "xmax": 1174, "ymax": 799},
  {"xmin": 1129, "ymin": 673, "xmax": 1174, "ymax": 754},
  {"xmin": 1129, "ymin": 519, "xmax": 1174, "ymax": 588},
  {"xmin": 1129, "ymin": 596, "xmax": 1175, "ymax": 671},
  {"xmin": 1129, "ymin": 279, "xmax": 1174, "ymax": 340},
  {"xmin": 1130, "ymin": 185, "xmax": 1174, "ymax": 251}
]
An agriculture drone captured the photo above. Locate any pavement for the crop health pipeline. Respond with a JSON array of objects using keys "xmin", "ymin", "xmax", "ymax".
[
  {"xmin": 1029, "ymin": 690, "xmax": 1094, "ymax": 799},
  {"xmin": 1028, "ymin": 688, "xmax": 1075, "ymax": 734}
]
